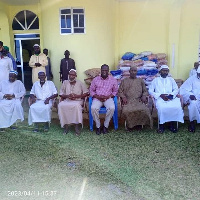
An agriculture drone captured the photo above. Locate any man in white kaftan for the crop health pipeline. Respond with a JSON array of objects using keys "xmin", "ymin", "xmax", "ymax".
[
  {"xmin": 0, "ymin": 49, "xmax": 13, "ymax": 82},
  {"xmin": 28, "ymin": 71, "xmax": 58, "ymax": 132},
  {"xmin": 189, "ymin": 62, "xmax": 199, "ymax": 77},
  {"xmin": 0, "ymin": 71, "xmax": 25, "ymax": 130},
  {"xmin": 180, "ymin": 67, "xmax": 200, "ymax": 132},
  {"xmin": 149, "ymin": 65, "xmax": 184, "ymax": 133}
]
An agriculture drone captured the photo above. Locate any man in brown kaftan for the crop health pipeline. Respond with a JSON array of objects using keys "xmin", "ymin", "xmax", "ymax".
[
  {"xmin": 58, "ymin": 69, "xmax": 89, "ymax": 135},
  {"xmin": 118, "ymin": 66, "xmax": 153, "ymax": 130}
]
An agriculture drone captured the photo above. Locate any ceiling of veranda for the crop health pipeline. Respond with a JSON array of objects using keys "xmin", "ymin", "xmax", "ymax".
[{"xmin": 1, "ymin": 0, "xmax": 39, "ymax": 5}]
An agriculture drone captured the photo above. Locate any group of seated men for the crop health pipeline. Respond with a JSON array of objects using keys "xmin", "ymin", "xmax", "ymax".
[{"xmin": 0, "ymin": 63, "xmax": 200, "ymax": 134}]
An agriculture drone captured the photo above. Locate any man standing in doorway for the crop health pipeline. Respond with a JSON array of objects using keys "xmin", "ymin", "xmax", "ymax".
[
  {"xmin": 43, "ymin": 48, "xmax": 53, "ymax": 80},
  {"xmin": 60, "ymin": 50, "xmax": 76, "ymax": 83},
  {"xmin": 29, "ymin": 44, "xmax": 48, "ymax": 83}
]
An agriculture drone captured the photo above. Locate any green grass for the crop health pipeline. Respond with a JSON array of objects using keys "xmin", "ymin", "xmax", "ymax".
[{"xmin": 0, "ymin": 119, "xmax": 200, "ymax": 200}]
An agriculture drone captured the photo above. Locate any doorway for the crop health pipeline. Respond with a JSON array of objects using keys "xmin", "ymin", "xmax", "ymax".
[{"xmin": 14, "ymin": 34, "xmax": 40, "ymax": 91}]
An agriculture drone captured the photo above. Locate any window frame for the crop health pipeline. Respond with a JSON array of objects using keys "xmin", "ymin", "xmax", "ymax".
[
  {"xmin": 59, "ymin": 7, "xmax": 86, "ymax": 35},
  {"xmin": 12, "ymin": 10, "xmax": 39, "ymax": 31}
]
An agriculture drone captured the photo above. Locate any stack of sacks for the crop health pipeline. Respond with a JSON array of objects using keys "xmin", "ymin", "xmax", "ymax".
[
  {"xmin": 121, "ymin": 52, "xmax": 135, "ymax": 60},
  {"xmin": 132, "ymin": 59, "xmax": 144, "ymax": 67},
  {"xmin": 132, "ymin": 51, "xmax": 152, "ymax": 61},
  {"xmin": 156, "ymin": 53, "xmax": 167, "ymax": 69},
  {"xmin": 110, "ymin": 69, "xmax": 122, "ymax": 86},
  {"xmin": 116, "ymin": 51, "xmax": 167, "ymax": 87},
  {"xmin": 136, "ymin": 63, "xmax": 158, "ymax": 88},
  {"xmin": 118, "ymin": 60, "xmax": 132, "ymax": 79},
  {"xmin": 84, "ymin": 68, "xmax": 101, "ymax": 86},
  {"xmin": 147, "ymin": 54, "xmax": 157, "ymax": 63}
]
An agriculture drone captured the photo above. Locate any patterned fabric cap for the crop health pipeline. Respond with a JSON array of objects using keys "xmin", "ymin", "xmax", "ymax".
[{"xmin": 9, "ymin": 70, "xmax": 18, "ymax": 75}]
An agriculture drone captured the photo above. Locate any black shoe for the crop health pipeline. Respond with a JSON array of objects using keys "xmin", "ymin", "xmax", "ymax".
[
  {"xmin": 188, "ymin": 124, "xmax": 195, "ymax": 133},
  {"xmin": 126, "ymin": 126, "xmax": 132, "ymax": 132},
  {"xmin": 63, "ymin": 125, "xmax": 69, "ymax": 135},
  {"xmin": 188, "ymin": 121, "xmax": 195, "ymax": 133},
  {"xmin": 102, "ymin": 126, "xmax": 109, "ymax": 134},
  {"xmin": 33, "ymin": 123, "xmax": 39, "ymax": 132},
  {"xmin": 169, "ymin": 122, "xmax": 177, "ymax": 133},
  {"xmin": 157, "ymin": 124, "xmax": 164, "ymax": 134},
  {"xmin": 33, "ymin": 128, "xmax": 39, "ymax": 133},
  {"xmin": 10, "ymin": 126, "xmax": 17, "ymax": 130},
  {"xmin": 75, "ymin": 124, "xmax": 81, "ymax": 136},
  {"xmin": 169, "ymin": 126, "xmax": 178, "ymax": 133},
  {"xmin": 96, "ymin": 127, "xmax": 101, "ymax": 135}
]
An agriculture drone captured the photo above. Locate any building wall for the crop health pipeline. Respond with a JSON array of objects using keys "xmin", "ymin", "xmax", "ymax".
[
  {"xmin": 178, "ymin": 0, "xmax": 200, "ymax": 80},
  {"xmin": 116, "ymin": 0, "xmax": 200, "ymax": 80},
  {"xmin": 40, "ymin": 0, "xmax": 116, "ymax": 88},
  {"xmin": 117, "ymin": 0, "xmax": 170, "ymax": 56},
  {"xmin": 1, "ymin": 0, "xmax": 200, "ymax": 87},
  {"xmin": 0, "ymin": 2, "xmax": 11, "ymax": 49}
]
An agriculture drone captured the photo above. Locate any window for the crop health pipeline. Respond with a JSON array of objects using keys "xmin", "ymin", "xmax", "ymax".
[
  {"xmin": 60, "ymin": 8, "xmax": 85, "ymax": 34},
  {"xmin": 12, "ymin": 10, "xmax": 39, "ymax": 30}
]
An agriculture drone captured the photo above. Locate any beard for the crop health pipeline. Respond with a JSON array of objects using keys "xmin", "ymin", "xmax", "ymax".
[
  {"xmin": 35, "ymin": 50, "xmax": 40, "ymax": 54},
  {"xmin": 68, "ymin": 76, "xmax": 76, "ymax": 82},
  {"xmin": 161, "ymin": 74, "xmax": 168, "ymax": 78}
]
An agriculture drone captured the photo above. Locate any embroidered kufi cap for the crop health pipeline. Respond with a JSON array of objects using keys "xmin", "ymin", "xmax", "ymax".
[
  {"xmin": 9, "ymin": 70, "xmax": 18, "ymax": 75},
  {"xmin": 159, "ymin": 65, "xmax": 169, "ymax": 71}
]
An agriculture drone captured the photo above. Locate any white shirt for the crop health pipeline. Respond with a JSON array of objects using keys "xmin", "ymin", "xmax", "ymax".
[
  {"xmin": 0, "ymin": 80, "xmax": 26, "ymax": 99},
  {"xmin": 30, "ymin": 80, "xmax": 57, "ymax": 100}
]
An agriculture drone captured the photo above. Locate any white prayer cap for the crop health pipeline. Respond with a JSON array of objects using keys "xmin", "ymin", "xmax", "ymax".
[
  {"xmin": 38, "ymin": 71, "xmax": 46, "ymax": 75},
  {"xmin": 197, "ymin": 67, "xmax": 200, "ymax": 73},
  {"xmin": 159, "ymin": 65, "xmax": 169, "ymax": 71},
  {"xmin": 69, "ymin": 69, "xmax": 77, "ymax": 74},
  {"xmin": 33, "ymin": 44, "xmax": 40, "ymax": 48},
  {"xmin": 9, "ymin": 70, "xmax": 18, "ymax": 75}
]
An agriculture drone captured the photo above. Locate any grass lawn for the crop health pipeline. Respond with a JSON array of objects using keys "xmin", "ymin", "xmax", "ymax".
[{"xmin": 0, "ymin": 119, "xmax": 200, "ymax": 200}]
